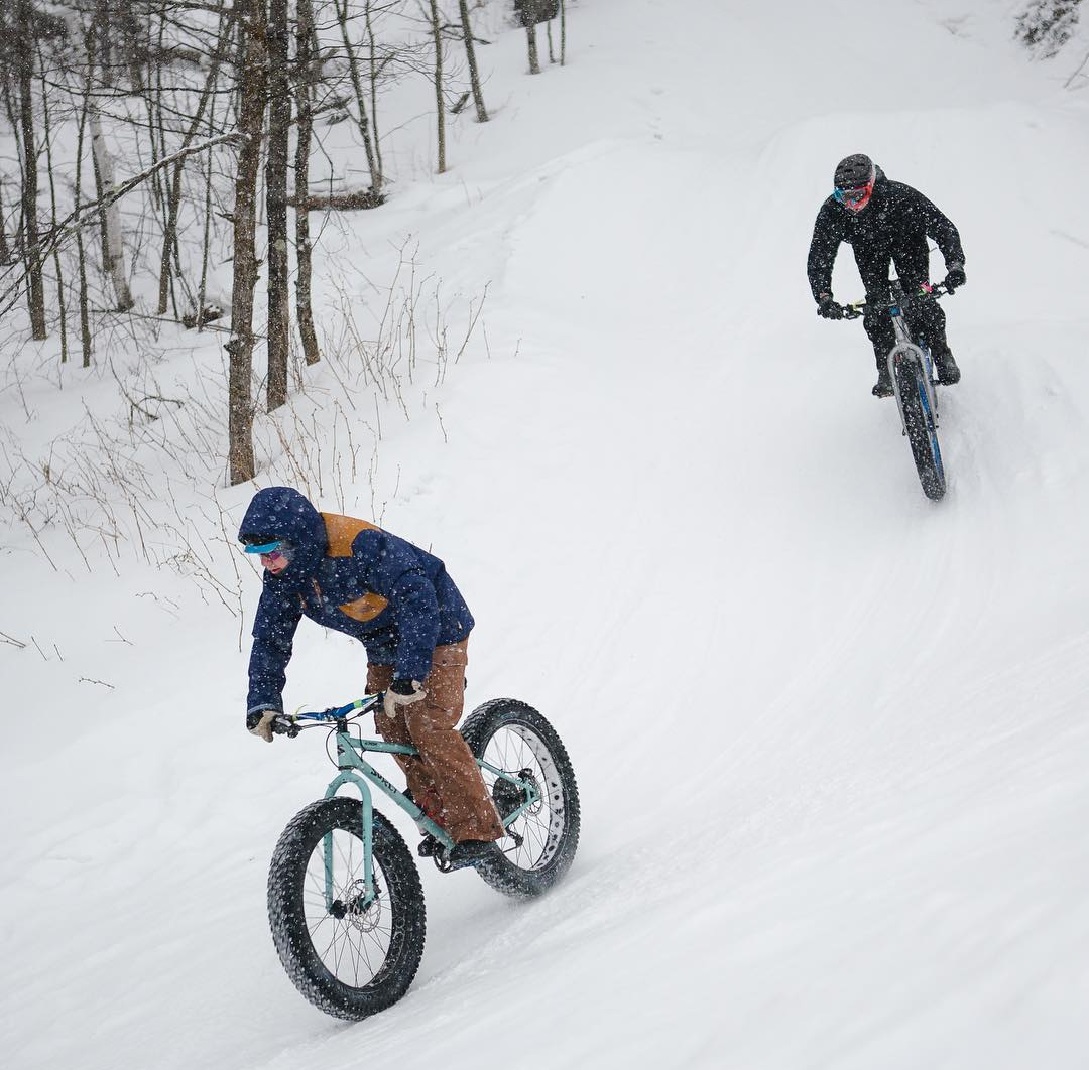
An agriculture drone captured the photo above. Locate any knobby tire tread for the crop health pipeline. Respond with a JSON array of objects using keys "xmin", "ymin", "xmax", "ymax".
[
  {"xmin": 267, "ymin": 797, "xmax": 425, "ymax": 1020},
  {"xmin": 896, "ymin": 359, "xmax": 946, "ymax": 501},
  {"xmin": 461, "ymin": 698, "xmax": 581, "ymax": 898}
]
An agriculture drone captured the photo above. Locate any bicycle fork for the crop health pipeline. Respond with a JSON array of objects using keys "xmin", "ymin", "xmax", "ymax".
[{"xmin": 887, "ymin": 314, "xmax": 940, "ymax": 433}]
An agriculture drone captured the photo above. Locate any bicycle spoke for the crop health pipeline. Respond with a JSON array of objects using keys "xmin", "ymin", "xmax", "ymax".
[{"xmin": 299, "ymin": 826, "xmax": 393, "ymax": 989}]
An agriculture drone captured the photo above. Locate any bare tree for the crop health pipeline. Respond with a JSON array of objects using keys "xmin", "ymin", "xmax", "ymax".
[
  {"xmin": 294, "ymin": 0, "xmax": 320, "ymax": 365},
  {"xmin": 517, "ymin": 1, "xmax": 559, "ymax": 74},
  {"xmin": 524, "ymin": 19, "xmax": 539, "ymax": 75},
  {"xmin": 226, "ymin": 0, "xmax": 267, "ymax": 485},
  {"xmin": 335, "ymin": 0, "xmax": 383, "ymax": 198},
  {"xmin": 83, "ymin": 15, "xmax": 134, "ymax": 311},
  {"xmin": 0, "ymin": 179, "xmax": 11, "ymax": 264},
  {"xmin": 36, "ymin": 30, "xmax": 68, "ymax": 361},
  {"xmin": 266, "ymin": 0, "xmax": 290, "ymax": 411},
  {"xmin": 424, "ymin": 0, "xmax": 446, "ymax": 171},
  {"xmin": 73, "ymin": 86, "xmax": 92, "ymax": 367},
  {"xmin": 156, "ymin": 2, "xmax": 235, "ymax": 318},
  {"xmin": 16, "ymin": 0, "xmax": 46, "ymax": 338},
  {"xmin": 457, "ymin": 0, "xmax": 487, "ymax": 122}
]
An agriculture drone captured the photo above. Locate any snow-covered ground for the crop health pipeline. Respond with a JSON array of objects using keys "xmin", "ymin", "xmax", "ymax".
[{"xmin": 4, "ymin": 2, "xmax": 1089, "ymax": 1067}]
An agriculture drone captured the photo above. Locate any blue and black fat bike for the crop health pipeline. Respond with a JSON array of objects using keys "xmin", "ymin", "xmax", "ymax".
[
  {"xmin": 844, "ymin": 281, "xmax": 954, "ymax": 501},
  {"xmin": 261, "ymin": 694, "xmax": 580, "ymax": 1021}
]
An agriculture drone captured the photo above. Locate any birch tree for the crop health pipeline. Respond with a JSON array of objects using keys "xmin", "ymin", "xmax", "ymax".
[
  {"xmin": 425, "ymin": 0, "xmax": 446, "ymax": 172},
  {"xmin": 457, "ymin": 0, "xmax": 487, "ymax": 122}
]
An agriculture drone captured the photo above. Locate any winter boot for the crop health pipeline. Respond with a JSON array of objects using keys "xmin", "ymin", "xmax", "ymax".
[
  {"xmin": 872, "ymin": 362, "xmax": 894, "ymax": 398},
  {"xmin": 933, "ymin": 346, "xmax": 961, "ymax": 386}
]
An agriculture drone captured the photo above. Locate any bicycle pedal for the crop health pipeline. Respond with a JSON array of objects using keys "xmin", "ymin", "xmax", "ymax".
[{"xmin": 416, "ymin": 834, "xmax": 442, "ymax": 858}]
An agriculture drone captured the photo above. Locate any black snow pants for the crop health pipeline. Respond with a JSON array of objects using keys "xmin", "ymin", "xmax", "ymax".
[{"xmin": 856, "ymin": 240, "xmax": 949, "ymax": 368}]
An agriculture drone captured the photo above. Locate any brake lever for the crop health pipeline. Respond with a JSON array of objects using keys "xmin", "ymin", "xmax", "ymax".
[{"xmin": 271, "ymin": 714, "xmax": 298, "ymax": 738}]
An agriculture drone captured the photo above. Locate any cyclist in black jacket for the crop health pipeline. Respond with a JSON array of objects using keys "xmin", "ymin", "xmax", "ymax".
[{"xmin": 808, "ymin": 154, "xmax": 966, "ymax": 397}]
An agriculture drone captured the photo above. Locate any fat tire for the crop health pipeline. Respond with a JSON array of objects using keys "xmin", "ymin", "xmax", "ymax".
[
  {"xmin": 896, "ymin": 358, "xmax": 946, "ymax": 501},
  {"xmin": 267, "ymin": 797, "xmax": 425, "ymax": 1021},
  {"xmin": 461, "ymin": 698, "xmax": 580, "ymax": 898}
]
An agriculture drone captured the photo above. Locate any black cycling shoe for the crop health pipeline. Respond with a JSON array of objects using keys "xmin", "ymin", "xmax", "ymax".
[
  {"xmin": 934, "ymin": 348, "xmax": 961, "ymax": 385},
  {"xmin": 872, "ymin": 368, "xmax": 894, "ymax": 398},
  {"xmin": 417, "ymin": 834, "xmax": 443, "ymax": 858},
  {"xmin": 444, "ymin": 839, "xmax": 501, "ymax": 870}
]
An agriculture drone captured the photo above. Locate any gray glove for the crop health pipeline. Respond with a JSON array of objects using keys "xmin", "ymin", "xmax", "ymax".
[
  {"xmin": 383, "ymin": 679, "xmax": 427, "ymax": 719},
  {"xmin": 246, "ymin": 707, "xmax": 280, "ymax": 743}
]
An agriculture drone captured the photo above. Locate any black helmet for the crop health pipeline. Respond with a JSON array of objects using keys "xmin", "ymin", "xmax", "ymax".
[
  {"xmin": 832, "ymin": 154, "xmax": 876, "ymax": 213},
  {"xmin": 834, "ymin": 154, "xmax": 874, "ymax": 189}
]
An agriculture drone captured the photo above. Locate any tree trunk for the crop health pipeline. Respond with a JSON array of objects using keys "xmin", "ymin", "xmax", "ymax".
[
  {"xmin": 0, "ymin": 179, "xmax": 10, "ymax": 263},
  {"xmin": 525, "ymin": 21, "xmax": 540, "ymax": 76},
  {"xmin": 335, "ymin": 0, "xmax": 381, "ymax": 196},
  {"xmin": 457, "ymin": 0, "xmax": 487, "ymax": 122},
  {"xmin": 75, "ymin": 92, "xmax": 93, "ymax": 367},
  {"xmin": 294, "ymin": 0, "xmax": 320, "ymax": 365},
  {"xmin": 266, "ymin": 0, "xmax": 290, "ymax": 411},
  {"xmin": 227, "ymin": 0, "xmax": 267, "ymax": 486},
  {"xmin": 427, "ymin": 0, "xmax": 446, "ymax": 172},
  {"xmin": 37, "ymin": 35, "xmax": 68, "ymax": 362},
  {"xmin": 365, "ymin": 3, "xmax": 384, "ymax": 183},
  {"xmin": 158, "ymin": 3, "xmax": 233, "ymax": 318},
  {"xmin": 17, "ymin": 0, "xmax": 46, "ymax": 339},
  {"xmin": 89, "ymin": 111, "xmax": 135, "ymax": 310}
]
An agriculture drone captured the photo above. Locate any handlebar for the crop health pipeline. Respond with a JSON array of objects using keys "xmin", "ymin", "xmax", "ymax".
[
  {"xmin": 842, "ymin": 281, "xmax": 951, "ymax": 320},
  {"xmin": 270, "ymin": 694, "xmax": 383, "ymax": 737}
]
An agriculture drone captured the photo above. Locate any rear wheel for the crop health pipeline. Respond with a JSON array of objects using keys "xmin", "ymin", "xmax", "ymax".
[
  {"xmin": 896, "ymin": 356, "xmax": 946, "ymax": 501},
  {"xmin": 267, "ymin": 797, "xmax": 425, "ymax": 1020},
  {"xmin": 461, "ymin": 698, "xmax": 580, "ymax": 898}
]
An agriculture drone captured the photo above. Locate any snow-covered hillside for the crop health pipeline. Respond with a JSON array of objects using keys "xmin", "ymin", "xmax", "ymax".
[{"xmin": 4, "ymin": 2, "xmax": 1089, "ymax": 1067}]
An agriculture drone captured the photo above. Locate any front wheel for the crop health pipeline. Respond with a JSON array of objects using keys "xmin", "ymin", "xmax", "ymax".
[
  {"xmin": 895, "ymin": 356, "xmax": 946, "ymax": 501},
  {"xmin": 267, "ymin": 797, "xmax": 426, "ymax": 1020},
  {"xmin": 461, "ymin": 698, "xmax": 580, "ymax": 898}
]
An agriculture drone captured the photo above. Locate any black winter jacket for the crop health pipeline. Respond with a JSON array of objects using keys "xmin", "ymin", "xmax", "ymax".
[{"xmin": 807, "ymin": 167, "xmax": 965, "ymax": 301}]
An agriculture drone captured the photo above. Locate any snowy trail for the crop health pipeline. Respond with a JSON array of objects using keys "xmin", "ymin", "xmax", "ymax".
[{"xmin": 5, "ymin": 2, "xmax": 1089, "ymax": 1068}]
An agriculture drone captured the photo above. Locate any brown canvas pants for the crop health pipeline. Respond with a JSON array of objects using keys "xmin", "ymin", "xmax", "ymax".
[{"xmin": 369, "ymin": 639, "xmax": 503, "ymax": 843}]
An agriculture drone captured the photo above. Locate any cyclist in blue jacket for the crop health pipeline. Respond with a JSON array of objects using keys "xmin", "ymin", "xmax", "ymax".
[
  {"xmin": 239, "ymin": 486, "xmax": 503, "ymax": 868},
  {"xmin": 808, "ymin": 153, "xmax": 966, "ymax": 397}
]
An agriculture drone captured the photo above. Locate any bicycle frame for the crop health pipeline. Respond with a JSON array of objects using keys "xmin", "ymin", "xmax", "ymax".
[{"xmin": 286, "ymin": 696, "xmax": 542, "ymax": 911}]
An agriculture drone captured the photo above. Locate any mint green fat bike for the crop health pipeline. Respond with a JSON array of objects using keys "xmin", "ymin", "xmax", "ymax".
[{"xmin": 263, "ymin": 694, "xmax": 580, "ymax": 1021}]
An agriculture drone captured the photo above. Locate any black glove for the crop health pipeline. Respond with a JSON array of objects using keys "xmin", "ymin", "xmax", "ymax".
[
  {"xmin": 247, "ymin": 706, "xmax": 281, "ymax": 743},
  {"xmin": 943, "ymin": 263, "xmax": 966, "ymax": 293},
  {"xmin": 816, "ymin": 293, "xmax": 845, "ymax": 320}
]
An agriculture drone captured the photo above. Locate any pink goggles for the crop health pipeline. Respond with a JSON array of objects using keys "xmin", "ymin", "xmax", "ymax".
[
  {"xmin": 834, "ymin": 180, "xmax": 874, "ymax": 213},
  {"xmin": 259, "ymin": 547, "xmax": 292, "ymax": 568}
]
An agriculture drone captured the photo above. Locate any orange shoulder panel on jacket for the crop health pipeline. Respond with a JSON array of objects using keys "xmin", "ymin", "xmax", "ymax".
[
  {"xmin": 320, "ymin": 512, "xmax": 389, "ymax": 622},
  {"xmin": 321, "ymin": 512, "xmax": 379, "ymax": 557}
]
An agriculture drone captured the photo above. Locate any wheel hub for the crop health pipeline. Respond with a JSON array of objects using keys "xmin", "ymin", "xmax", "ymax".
[
  {"xmin": 492, "ymin": 768, "xmax": 541, "ymax": 820},
  {"xmin": 330, "ymin": 879, "xmax": 381, "ymax": 933}
]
